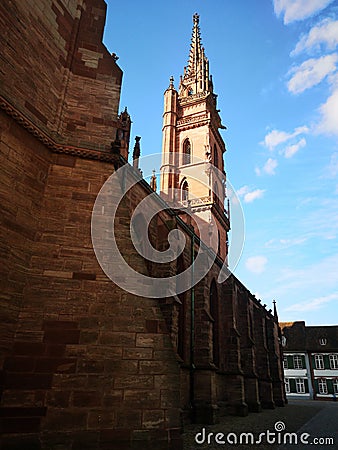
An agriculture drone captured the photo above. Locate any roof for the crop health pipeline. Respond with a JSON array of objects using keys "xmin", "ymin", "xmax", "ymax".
[{"xmin": 280, "ymin": 321, "xmax": 338, "ymax": 351}]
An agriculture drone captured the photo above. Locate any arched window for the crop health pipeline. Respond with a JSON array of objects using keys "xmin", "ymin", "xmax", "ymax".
[
  {"xmin": 181, "ymin": 179, "xmax": 189, "ymax": 202},
  {"xmin": 182, "ymin": 139, "xmax": 191, "ymax": 165},
  {"xmin": 214, "ymin": 144, "xmax": 218, "ymax": 167},
  {"xmin": 210, "ymin": 280, "xmax": 219, "ymax": 366}
]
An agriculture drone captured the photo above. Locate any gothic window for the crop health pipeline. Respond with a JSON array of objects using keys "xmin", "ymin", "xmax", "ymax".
[
  {"xmin": 318, "ymin": 378, "xmax": 328, "ymax": 394},
  {"xmin": 210, "ymin": 280, "xmax": 219, "ymax": 366},
  {"xmin": 315, "ymin": 354, "xmax": 324, "ymax": 369},
  {"xmin": 329, "ymin": 354, "xmax": 338, "ymax": 369},
  {"xmin": 293, "ymin": 355, "xmax": 303, "ymax": 369},
  {"xmin": 296, "ymin": 378, "xmax": 305, "ymax": 393},
  {"xmin": 213, "ymin": 144, "xmax": 218, "ymax": 167},
  {"xmin": 181, "ymin": 179, "xmax": 189, "ymax": 202},
  {"xmin": 182, "ymin": 139, "xmax": 191, "ymax": 165}
]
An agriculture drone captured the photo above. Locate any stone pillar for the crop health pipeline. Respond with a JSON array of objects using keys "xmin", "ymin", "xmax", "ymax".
[
  {"xmin": 253, "ymin": 307, "xmax": 275, "ymax": 409},
  {"xmin": 266, "ymin": 317, "xmax": 286, "ymax": 407},
  {"xmin": 219, "ymin": 278, "xmax": 248, "ymax": 416},
  {"xmin": 237, "ymin": 290, "xmax": 261, "ymax": 413}
]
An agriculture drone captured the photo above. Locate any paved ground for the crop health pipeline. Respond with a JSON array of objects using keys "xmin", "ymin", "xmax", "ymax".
[{"xmin": 183, "ymin": 399, "xmax": 338, "ymax": 449}]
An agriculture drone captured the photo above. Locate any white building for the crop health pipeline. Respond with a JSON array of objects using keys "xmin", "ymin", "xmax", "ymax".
[{"xmin": 281, "ymin": 322, "xmax": 338, "ymax": 400}]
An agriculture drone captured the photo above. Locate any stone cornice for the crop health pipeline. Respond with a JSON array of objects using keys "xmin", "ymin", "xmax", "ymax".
[{"xmin": 0, "ymin": 96, "xmax": 117, "ymax": 163}]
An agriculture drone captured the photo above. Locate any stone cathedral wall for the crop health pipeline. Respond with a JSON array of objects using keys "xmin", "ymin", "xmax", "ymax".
[{"xmin": 0, "ymin": 1, "xmax": 285, "ymax": 449}]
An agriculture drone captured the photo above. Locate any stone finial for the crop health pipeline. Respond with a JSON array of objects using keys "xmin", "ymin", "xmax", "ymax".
[
  {"xmin": 150, "ymin": 169, "xmax": 157, "ymax": 191},
  {"xmin": 169, "ymin": 76, "xmax": 174, "ymax": 87},
  {"xmin": 193, "ymin": 12, "xmax": 199, "ymax": 24},
  {"xmin": 133, "ymin": 136, "xmax": 141, "ymax": 170},
  {"xmin": 273, "ymin": 300, "xmax": 278, "ymax": 319}
]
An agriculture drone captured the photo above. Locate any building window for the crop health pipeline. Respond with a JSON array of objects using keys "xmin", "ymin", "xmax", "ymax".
[
  {"xmin": 285, "ymin": 378, "xmax": 290, "ymax": 393},
  {"xmin": 319, "ymin": 337, "xmax": 327, "ymax": 346},
  {"xmin": 329, "ymin": 354, "xmax": 338, "ymax": 370},
  {"xmin": 315, "ymin": 354, "xmax": 324, "ymax": 369},
  {"xmin": 293, "ymin": 355, "xmax": 303, "ymax": 369},
  {"xmin": 318, "ymin": 379, "xmax": 328, "ymax": 394},
  {"xmin": 333, "ymin": 379, "xmax": 338, "ymax": 394},
  {"xmin": 283, "ymin": 356, "xmax": 288, "ymax": 369},
  {"xmin": 182, "ymin": 139, "xmax": 191, "ymax": 165},
  {"xmin": 181, "ymin": 179, "xmax": 189, "ymax": 202},
  {"xmin": 296, "ymin": 378, "xmax": 305, "ymax": 393}
]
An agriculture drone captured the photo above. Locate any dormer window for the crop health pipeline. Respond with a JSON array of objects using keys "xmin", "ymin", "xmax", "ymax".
[{"xmin": 319, "ymin": 338, "xmax": 327, "ymax": 346}]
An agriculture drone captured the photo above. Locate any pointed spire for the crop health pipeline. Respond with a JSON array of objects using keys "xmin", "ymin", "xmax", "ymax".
[
  {"xmin": 179, "ymin": 13, "xmax": 213, "ymax": 96},
  {"xmin": 187, "ymin": 13, "xmax": 203, "ymax": 77},
  {"xmin": 273, "ymin": 300, "xmax": 278, "ymax": 320}
]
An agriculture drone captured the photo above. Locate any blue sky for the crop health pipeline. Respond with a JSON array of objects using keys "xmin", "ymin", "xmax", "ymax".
[{"xmin": 103, "ymin": 0, "xmax": 338, "ymax": 325}]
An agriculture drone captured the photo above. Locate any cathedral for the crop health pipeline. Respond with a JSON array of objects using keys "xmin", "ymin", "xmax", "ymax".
[{"xmin": 0, "ymin": 1, "xmax": 286, "ymax": 449}]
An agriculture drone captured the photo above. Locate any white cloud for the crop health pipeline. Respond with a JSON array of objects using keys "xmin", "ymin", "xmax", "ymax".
[
  {"xmin": 264, "ymin": 158, "xmax": 278, "ymax": 174},
  {"xmin": 291, "ymin": 19, "xmax": 338, "ymax": 56},
  {"xmin": 262, "ymin": 126, "xmax": 308, "ymax": 150},
  {"xmin": 265, "ymin": 237, "xmax": 307, "ymax": 249},
  {"xmin": 273, "ymin": 0, "xmax": 335, "ymax": 25},
  {"xmin": 325, "ymin": 152, "xmax": 338, "ymax": 178},
  {"xmin": 245, "ymin": 256, "xmax": 267, "ymax": 274},
  {"xmin": 316, "ymin": 87, "xmax": 338, "ymax": 135},
  {"xmin": 244, "ymin": 189, "xmax": 265, "ymax": 203},
  {"xmin": 236, "ymin": 185, "xmax": 250, "ymax": 197},
  {"xmin": 283, "ymin": 137, "xmax": 306, "ymax": 158},
  {"xmin": 285, "ymin": 293, "xmax": 338, "ymax": 312},
  {"xmin": 287, "ymin": 54, "xmax": 338, "ymax": 94},
  {"xmin": 236, "ymin": 186, "xmax": 265, "ymax": 203}
]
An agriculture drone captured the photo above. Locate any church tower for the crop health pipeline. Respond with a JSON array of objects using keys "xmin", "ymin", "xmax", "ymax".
[{"xmin": 160, "ymin": 13, "xmax": 230, "ymax": 261}]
